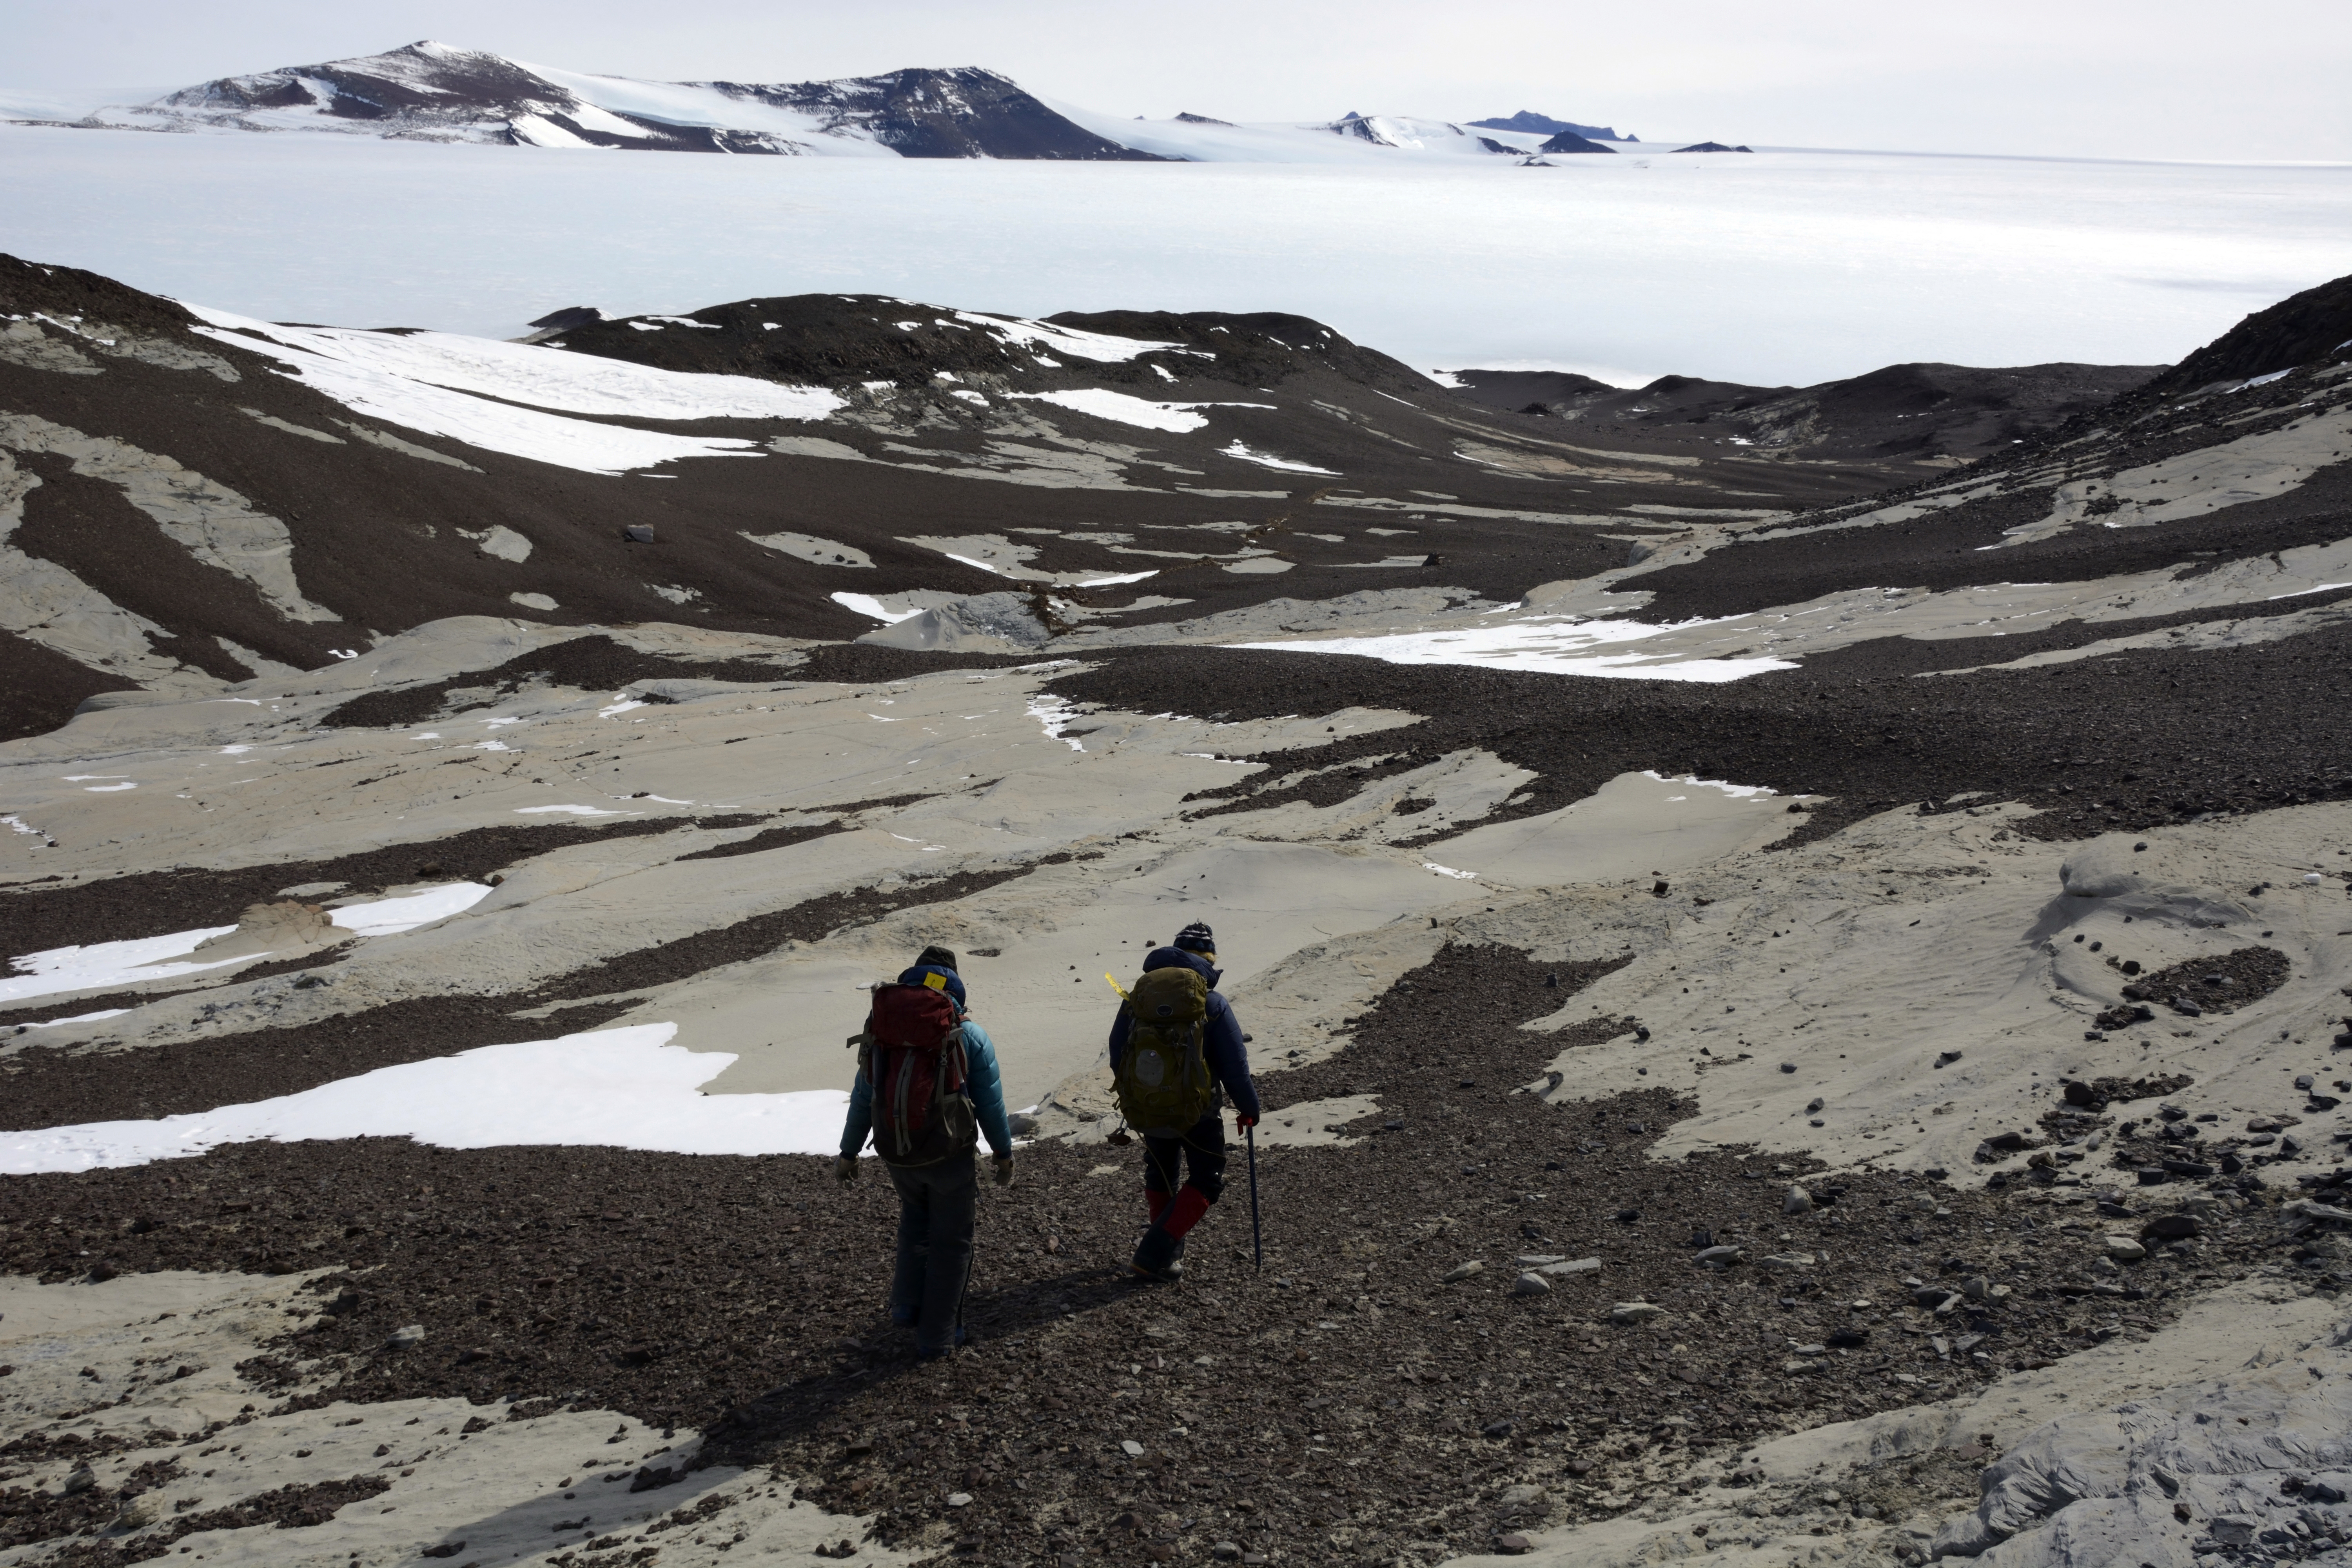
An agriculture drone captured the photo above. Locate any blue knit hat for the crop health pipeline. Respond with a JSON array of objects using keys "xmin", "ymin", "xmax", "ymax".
[
  {"xmin": 897, "ymin": 963, "xmax": 966, "ymax": 1009},
  {"xmin": 1174, "ymin": 921, "xmax": 1216, "ymax": 960}
]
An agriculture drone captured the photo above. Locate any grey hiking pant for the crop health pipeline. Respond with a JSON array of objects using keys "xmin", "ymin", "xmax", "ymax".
[{"xmin": 885, "ymin": 1149, "xmax": 977, "ymax": 1354}]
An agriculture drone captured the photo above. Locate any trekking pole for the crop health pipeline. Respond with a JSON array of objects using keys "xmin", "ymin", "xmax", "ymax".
[{"xmin": 1247, "ymin": 1122, "xmax": 1263, "ymax": 1273}]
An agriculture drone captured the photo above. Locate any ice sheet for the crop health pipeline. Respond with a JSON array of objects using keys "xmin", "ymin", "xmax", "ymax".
[
  {"xmin": 5, "ymin": 129, "xmax": 2335, "ymax": 384},
  {"xmin": 0, "ymin": 1024, "xmax": 852, "ymax": 1173},
  {"xmin": 1040, "ymin": 99, "xmax": 1547, "ymax": 166},
  {"xmin": 1234, "ymin": 614, "xmax": 1801, "ymax": 681}
]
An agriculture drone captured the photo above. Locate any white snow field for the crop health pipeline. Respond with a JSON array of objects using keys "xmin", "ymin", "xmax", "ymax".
[
  {"xmin": 0, "ymin": 1024, "xmax": 851, "ymax": 1174},
  {"xmin": 182, "ymin": 303, "xmax": 837, "ymax": 474},
  {"xmin": 2, "ymin": 123, "xmax": 2343, "ymax": 385}
]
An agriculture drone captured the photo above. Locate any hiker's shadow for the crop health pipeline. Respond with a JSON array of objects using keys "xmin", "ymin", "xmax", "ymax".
[
  {"xmin": 707, "ymin": 1265, "xmax": 1133, "ymax": 1459},
  {"xmin": 964, "ymin": 1261, "xmax": 1137, "ymax": 1339}
]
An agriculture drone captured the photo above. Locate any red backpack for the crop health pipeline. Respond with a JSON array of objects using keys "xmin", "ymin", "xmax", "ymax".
[{"xmin": 857, "ymin": 982, "xmax": 978, "ymax": 1165}]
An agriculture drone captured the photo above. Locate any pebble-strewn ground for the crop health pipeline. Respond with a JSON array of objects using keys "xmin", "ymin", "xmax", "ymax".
[{"xmin": 2, "ymin": 945, "xmax": 2327, "ymax": 1566}]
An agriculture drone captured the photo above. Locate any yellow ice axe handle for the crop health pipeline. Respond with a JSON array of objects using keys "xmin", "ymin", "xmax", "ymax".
[{"xmin": 1104, "ymin": 973, "xmax": 1130, "ymax": 1000}]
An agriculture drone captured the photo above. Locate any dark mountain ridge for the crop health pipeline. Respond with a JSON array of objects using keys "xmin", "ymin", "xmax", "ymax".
[
  {"xmin": 1452, "ymin": 359, "xmax": 2163, "ymax": 465},
  {"xmin": 2144, "ymin": 271, "xmax": 2352, "ymax": 396},
  {"xmin": 542, "ymin": 298, "xmax": 1434, "ymax": 396},
  {"xmin": 0, "ymin": 254, "xmax": 1956, "ymax": 741},
  {"xmin": 1539, "ymin": 129, "xmax": 1617, "ymax": 155},
  {"xmin": 1470, "ymin": 109, "xmax": 1629, "ymax": 142}
]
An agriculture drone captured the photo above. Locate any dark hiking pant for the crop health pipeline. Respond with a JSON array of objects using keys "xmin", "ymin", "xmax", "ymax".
[
  {"xmin": 1143, "ymin": 1110, "xmax": 1228, "ymax": 1205},
  {"xmin": 885, "ymin": 1150, "xmax": 976, "ymax": 1354}
]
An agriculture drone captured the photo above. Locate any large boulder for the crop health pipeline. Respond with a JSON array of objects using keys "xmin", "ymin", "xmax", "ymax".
[
  {"xmin": 855, "ymin": 592, "xmax": 1053, "ymax": 653},
  {"xmin": 2058, "ymin": 835, "xmax": 2153, "ymax": 899}
]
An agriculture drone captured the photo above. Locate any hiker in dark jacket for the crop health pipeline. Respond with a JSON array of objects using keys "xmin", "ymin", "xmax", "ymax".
[
  {"xmin": 837, "ymin": 945, "xmax": 1013, "ymax": 1358},
  {"xmin": 1109, "ymin": 921, "xmax": 1261, "ymax": 1282}
]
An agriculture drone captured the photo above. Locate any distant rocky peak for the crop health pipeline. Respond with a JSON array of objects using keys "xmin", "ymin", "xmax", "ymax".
[{"xmin": 1468, "ymin": 109, "xmax": 1626, "ymax": 142}]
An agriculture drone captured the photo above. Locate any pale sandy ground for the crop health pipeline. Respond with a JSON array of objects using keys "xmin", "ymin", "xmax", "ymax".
[
  {"xmin": 0, "ymin": 1269, "xmax": 913, "ymax": 1568},
  {"xmin": 1, "ymin": 569, "xmax": 2346, "ymax": 1565},
  {"xmin": 0, "ymin": 620, "xmax": 1794, "ymax": 1117}
]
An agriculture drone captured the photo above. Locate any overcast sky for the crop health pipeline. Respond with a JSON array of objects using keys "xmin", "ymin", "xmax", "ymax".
[{"xmin": 13, "ymin": 0, "xmax": 2351, "ymax": 162}]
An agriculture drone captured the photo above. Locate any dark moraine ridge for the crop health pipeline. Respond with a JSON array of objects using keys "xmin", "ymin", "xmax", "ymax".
[{"xmin": 1047, "ymin": 626, "xmax": 2352, "ymax": 849}]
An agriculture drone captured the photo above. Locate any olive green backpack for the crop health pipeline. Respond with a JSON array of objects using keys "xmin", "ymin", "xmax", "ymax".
[{"xmin": 1113, "ymin": 965, "xmax": 1216, "ymax": 1136}]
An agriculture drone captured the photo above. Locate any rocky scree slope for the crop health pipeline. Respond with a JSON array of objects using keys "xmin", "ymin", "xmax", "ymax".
[
  {"xmin": 1451, "ymin": 360, "xmax": 2163, "ymax": 468},
  {"xmin": 0, "ymin": 254, "xmax": 1920, "ymax": 740}
]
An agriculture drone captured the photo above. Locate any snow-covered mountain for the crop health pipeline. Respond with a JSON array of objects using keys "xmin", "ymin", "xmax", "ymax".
[
  {"xmin": 1040, "ymin": 102, "xmax": 1568, "ymax": 163},
  {"xmin": 67, "ymin": 40, "xmax": 1159, "ymax": 160},
  {"xmin": 22, "ymin": 39, "xmax": 1666, "ymax": 164}
]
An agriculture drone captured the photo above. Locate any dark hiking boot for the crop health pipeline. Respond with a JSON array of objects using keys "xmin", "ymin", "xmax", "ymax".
[
  {"xmin": 915, "ymin": 1327, "xmax": 969, "ymax": 1361},
  {"xmin": 1131, "ymin": 1224, "xmax": 1184, "ymax": 1283}
]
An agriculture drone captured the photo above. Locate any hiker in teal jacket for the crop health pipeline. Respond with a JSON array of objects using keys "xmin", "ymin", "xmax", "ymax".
[{"xmin": 837, "ymin": 946, "xmax": 1013, "ymax": 1359}]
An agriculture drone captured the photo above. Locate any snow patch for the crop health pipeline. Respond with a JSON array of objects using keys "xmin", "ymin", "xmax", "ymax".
[
  {"xmin": 2, "ymin": 927, "xmax": 245, "ymax": 1007},
  {"xmin": 951, "ymin": 310, "xmax": 1176, "ymax": 364},
  {"xmin": 831, "ymin": 592, "xmax": 924, "ymax": 624},
  {"xmin": 0, "ymin": 1025, "xmax": 850, "ymax": 1174},
  {"xmin": 1220, "ymin": 440, "xmax": 1339, "ymax": 475},
  {"xmin": 185, "ymin": 303, "xmax": 837, "ymax": 475},
  {"xmin": 1235, "ymin": 616, "xmax": 1800, "ymax": 682},
  {"xmin": 329, "ymin": 882, "xmax": 493, "ymax": 937},
  {"xmin": 1010, "ymin": 388, "xmax": 1274, "ymax": 433}
]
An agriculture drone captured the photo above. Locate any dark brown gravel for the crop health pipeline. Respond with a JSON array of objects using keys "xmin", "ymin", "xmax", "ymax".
[
  {"xmin": 0, "ymin": 944, "xmax": 2313, "ymax": 1566},
  {"xmin": 2118, "ymin": 945, "xmax": 2292, "ymax": 1016},
  {"xmin": 523, "ymin": 864, "xmax": 1037, "ymax": 1006},
  {"xmin": 675, "ymin": 820, "xmax": 847, "ymax": 864},
  {"xmin": 0, "ymin": 628, "xmax": 140, "ymax": 744},
  {"xmin": 1048, "ymin": 621, "xmax": 2352, "ymax": 851},
  {"xmin": 0, "ymin": 1459, "xmax": 181, "ymax": 1553},
  {"xmin": 43, "ymin": 1475, "xmax": 396, "ymax": 1568},
  {"xmin": 318, "ymin": 635, "xmax": 804, "ymax": 730},
  {"xmin": 0, "ymin": 815, "xmax": 768, "ymax": 960}
]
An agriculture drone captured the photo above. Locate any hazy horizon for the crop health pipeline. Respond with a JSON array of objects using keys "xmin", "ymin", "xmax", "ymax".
[{"xmin": 8, "ymin": 0, "xmax": 2350, "ymax": 163}]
